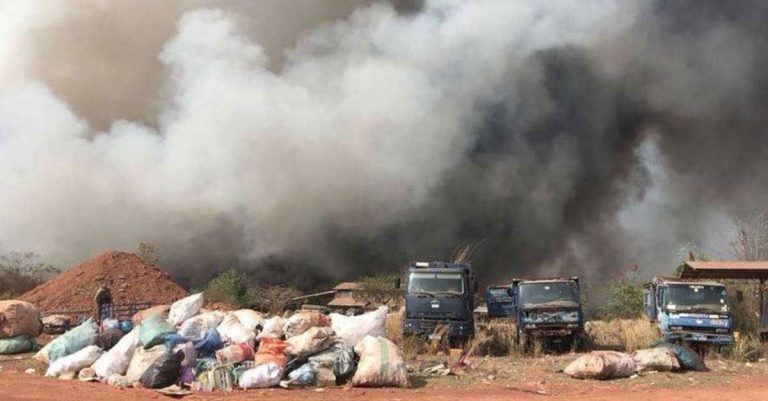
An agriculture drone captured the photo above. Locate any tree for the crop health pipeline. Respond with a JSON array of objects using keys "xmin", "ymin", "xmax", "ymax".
[
  {"xmin": 136, "ymin": 242, "xmax": 160, "ymax": 265},
  {"xmin": 359, "ymin": 274, "xmax": 402, "ymax": 305},
  {"xmin": 730, "ymin": 212, "xmax": 768, "ymax": 261},
  {"xmin": 0, "ymin": 251, "xmax": 59, "ymax": 299},
  {"xmin": 250, "ymin": 285, "xmax": 302, "ymax": 315},
  {"xmin": 204, "ymin": 268, "xmax": 249, "ymax": 308},
  {"xmin": 598, "ymin": 267, "xmax": 644, "ymax": 320}
]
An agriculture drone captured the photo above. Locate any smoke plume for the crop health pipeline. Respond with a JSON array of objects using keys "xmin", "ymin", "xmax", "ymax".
[{"xmin": 1, "ymin": 0, "xmax": 766, "ymax": 289}]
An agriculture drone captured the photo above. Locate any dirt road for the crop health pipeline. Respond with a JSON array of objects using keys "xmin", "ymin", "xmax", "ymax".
[{"xmin": 1, "ymin": 371, "xmax": 766, "ymax": 401}]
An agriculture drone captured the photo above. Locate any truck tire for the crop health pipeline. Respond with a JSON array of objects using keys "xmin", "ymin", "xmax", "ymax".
[{"xmin": 518, "ymin": 331, "xmax": 530, "ymax": 355}]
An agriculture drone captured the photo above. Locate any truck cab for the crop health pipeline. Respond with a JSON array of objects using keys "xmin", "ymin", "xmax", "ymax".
[
  {"xmin": 402, "ymin": 261, "xmax": 476, "ymax": 342},
  {"xmin": 644, "ymin": 277, "xmax": 732, "ymax": 346},
  {"xmin": 485, "ymin": 277, "xmax": 584, "ymax": 352}
]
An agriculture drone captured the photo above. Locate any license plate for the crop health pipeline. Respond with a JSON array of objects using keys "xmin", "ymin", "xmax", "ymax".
[{"xmin": 428, "ymin": 334, "xmax": 443, "ymax": 340}]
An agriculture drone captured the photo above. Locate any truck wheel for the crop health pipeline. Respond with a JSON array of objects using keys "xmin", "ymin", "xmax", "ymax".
[
  {"xmin": 518, "ymin": 332, "xmax": 530, "ymax": 355},
  {"xmin": 571, "ymin": 333, "xmax": 585, "ymax": 352}
]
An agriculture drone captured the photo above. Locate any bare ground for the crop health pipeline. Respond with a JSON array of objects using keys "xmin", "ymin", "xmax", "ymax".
[{"xmin": 2, "ymin": 351, "xmax": 767, "ymax": 401}]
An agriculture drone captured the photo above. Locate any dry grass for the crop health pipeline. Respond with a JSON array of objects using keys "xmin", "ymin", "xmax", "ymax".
[
  {"xmin": 585, "ymin": 318, "xmax": 659, "ymax": 352},
  {"xmin": 719, "ymin": 334, "xmax": 768, "ymax": 362},
  {"xmin": 472, "ymin": 320, "xmax": 516, "ymax": 356}
]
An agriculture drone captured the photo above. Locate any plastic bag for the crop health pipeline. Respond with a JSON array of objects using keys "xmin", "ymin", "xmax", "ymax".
[
  {"xmin": 94, "ymin": 328, "xmax": 125, "ymax": 351},
  {"xmin": 179, "ymin": 366, "xmax": 196, "ymax": 384},
  {"xmin": 351, "ymin": 336, "xmax": 407, "ymax": 387},
  {"xmin": 284, "ymin": 311, "xmax": 331, "ymax": 338},
  {"xmin": 159, "ymin": 332, "xmax": 186, "ymax": 352},
  {"xmin": 139, "ymin": 315, "xmax": 176, "ymax": 349},
  {"xmin": 106, "ymin": 374, "xmax": 132, "ymax": 388},
  {"xmin": 0, "ymin": 300, "xmax": 42, "ymax": 338},
  {"xmin": 231, "ymin": 309, "xmax": 265, "ymax": 331},
  {"xmin": 194, "ymin": 329, "xmax": 223, "ymax": 357},
  {"xmin": 45, "ymin": 345, "xmax": 103, "ymax": 378},
  {"xmin": 101, "ymin": 318, "xmax": 119, "ymax": 332},
  {"xmin": 119, "ymin": 320, "xmax": 133, "ymax": 333},
  {"xmin": 139, "ymin": 350, "xmax": 184, "ymax": 389},
  {"xmin": 256, "ymin": 316, "xmax": 284, "ymax": 340},
  {"xmin": 564, "ymin": 351, "xmax": 637, "ymax": 380},
  {"xmin": 285, "ymin": 362, "xmax": 315, "ymax": 386},
  {"xmin": 47, "ymin": 318, "xmax": 97, "ymax": 363},
  {"xmin": 0, "ymin": 335, "xmax": 35, "ymax": 354},
  {"xmin": 632, "ymin": 348, "xmax": 680, "ymax": 372},
  {"xmin": 285, "ymin": 327, "xmax": 335, "ymax": 361},
  {"xmin": 652, "ymin": 341, "xmax": 707, "ymax": 371},
  {"xmin": 254, "ymin": 338, "xmax": 287, "ymax": 369},
  {"xmin": 217, "ymin": 313, "xmax": 255, "ymax": 346},
  {"xmin": 126, "ymin": 344, "xmax": 166, "ymax": 383},
  {"xmin": 42, "ymin": 314, "xmax": 71, "ymax": 334},
  {"xmin": 173, "ymin": 342, "xmax": 198, "ymax": 367},
  {"xmin": 330, "ymin": 306, "xmax": 387, "ymax": 347},
  {"xmin": 216, "ymin": 343, "xmax": 254, "ymax": 364},
  {"xmin": 308, "ymin": 340, "xmax": 356, "ymax": 379},
  {"xmin": 34, "ymin": 341, "xmax": 54, "ymax": 364},
  {"xmin": 168, "ymin": 293, "xmax": 204, "ymax": 326},
  {"xmin": 132, "ymin": 304, "xmax": 170, "ymax": 326},
  {"xmin": 238, "ymin": 362, "xmax": 283, "ymax": 389},
  {"xmin": 92, "ymin": 328, "xmax": 140, "ymax": 378},
  {"xmin": 179, "ymin": 311, "xmax": 225, "ymax": 342}
]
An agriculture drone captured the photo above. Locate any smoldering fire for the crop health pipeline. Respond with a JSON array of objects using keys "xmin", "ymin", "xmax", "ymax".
[{"xmin": 1, "ymin": 0, "xmax": 767, "ymax": 289}]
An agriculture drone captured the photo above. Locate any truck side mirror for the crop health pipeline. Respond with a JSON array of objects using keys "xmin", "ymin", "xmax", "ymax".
[{"xmin": 394, "ymin": 278, "xmax": 401, "ymax": 290}]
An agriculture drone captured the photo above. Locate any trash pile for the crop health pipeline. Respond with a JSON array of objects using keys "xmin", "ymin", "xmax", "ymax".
[
  {"xmin": 33, "ymin": 294, "xmax": 408, "ymax": 390},
  {"xmin": 0, "ymin": 300, "xmax": 42, "ymax": 355},
  {"xmin": 564, "ymin": 343, "xmax": 707, "ymax": 380},
  {"xmin": 19, "ymin": 251, "xmax": 187, "ymax": 311}
]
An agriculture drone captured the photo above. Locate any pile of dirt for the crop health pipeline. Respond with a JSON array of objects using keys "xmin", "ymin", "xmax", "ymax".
[{"xmin": 18, "ymin": 251, "xmax": 187, "ymax": 312}]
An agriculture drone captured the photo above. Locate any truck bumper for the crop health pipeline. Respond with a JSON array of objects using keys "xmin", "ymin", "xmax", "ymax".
[
  {"xmin": 663, "ymin": 332, "xmax": 732, "ymax": 346},
  {"xmin": 402, "ymin": 318, "xmax": 474, "ymax": 339},
  {"xmin": 521, "ymin": 324, "xmax": 581, "ymax": 337}
]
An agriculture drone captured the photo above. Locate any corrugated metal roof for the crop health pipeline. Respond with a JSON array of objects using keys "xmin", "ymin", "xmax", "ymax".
[{"xmin": 679, "ymin": 260, "xmax": 768, "ymax": 280}]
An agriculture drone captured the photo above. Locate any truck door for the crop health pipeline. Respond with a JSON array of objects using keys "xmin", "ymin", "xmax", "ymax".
[{"xmin": 643, "ymin": 288, "xmax": 657, "ymax": 320}]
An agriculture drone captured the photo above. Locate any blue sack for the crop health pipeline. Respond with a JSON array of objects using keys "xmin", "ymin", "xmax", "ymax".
[
  {"xmin": 194, "ymin": 329, "xmax": 223, "ymax": 357},
  {"xmin": 651, "ymin": 341, "xmax": 707, "ymax": 371},
  {"xmin": 119, "ymin": 320, "xmax": 133, "ymax": 333},
  {"xmin": 160, "ymin": 332, "xmax": 186, "ymax": 352}
]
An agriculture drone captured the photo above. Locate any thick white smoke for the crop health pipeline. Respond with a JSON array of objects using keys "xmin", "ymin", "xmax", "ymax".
[{"xmin": 0, "ymin": 1, "xmax": 633, "ymax": 278}]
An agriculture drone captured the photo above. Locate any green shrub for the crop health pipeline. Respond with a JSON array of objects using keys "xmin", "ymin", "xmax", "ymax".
[
  {"xmin": 0, "ymin": 251, "xmax": 59, "ymax": 299},
  {"xmin": 204, "ymin": 268, "xmax": 249, "ymax": 308},
  {"xmin": 599, "ymin": 279, "xmax": 644, "ymax": 320}
]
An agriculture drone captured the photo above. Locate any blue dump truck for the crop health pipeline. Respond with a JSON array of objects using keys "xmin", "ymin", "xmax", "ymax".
[
  {"xmin": 401, "ymin": 261, "xmax": 477, "ymax": 343},
  {"xmin": 485, "ymin": 277, "xmax": 584, "ymax": 352},
  {"xmin": 643, "ymin": 277, "xmax": 733, "ymax": 346}
]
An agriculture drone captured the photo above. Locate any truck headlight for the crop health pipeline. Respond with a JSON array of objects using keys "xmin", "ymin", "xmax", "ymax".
[
  {"xmin": 566, "ymin": 324, "xmax": 578, "ymax": 329},
  {"xmin": 668, "ymin": 326, "xmax": 683, "ymax": 332},
  {"xmin": 524, "ymin": 324, "xmax": 537, "ymax": 329},
  {"xmin": 715, "ymin": 328, "xmax": 729, "ymax": 333}
]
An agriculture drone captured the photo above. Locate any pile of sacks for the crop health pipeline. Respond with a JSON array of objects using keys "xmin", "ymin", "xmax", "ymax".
[
  {"xmin": 0, "ymin": 300, "xmax": 42, "ymax": 355},
  {"xmin": 35, "ymin": 293, "xmax": 408, "ymax": 390},
  {"xmin": 564, "ymin": 342, "xmax": 707, "ymax": 380}
]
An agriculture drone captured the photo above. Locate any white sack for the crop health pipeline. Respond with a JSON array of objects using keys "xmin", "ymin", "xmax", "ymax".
[
  {"xmin": 256, "ymin": 316, "xmax": 284, "ymax": 340},
  {"xmin": 351, "ymin": 336, "xmax": 407, "ymax": 387},
  {"xmin": 168, "ymin": 293, "xmax": 204, "ymax": 326},
  {"xmin": 231, "ymin": 309, "xmax": 265, "ymax": 331},
  {"xmin": 632, "ymin": 348, "xmax": 680, "ymax": 372},
  {"xmin": 238, "ymin": 362, "xmax": 283, "ymax": 389},
  {"xmin": 217, "ymin": 313, "xmax": 255, "ymax": 347},
  {"xmin": 92, "ymin": 328, "xmax": 140, "ymax": 378},
  {"xmin": 45, "ymin": 345, "xmax": 103, "ymax": 378},
  {"xmin": 125, "ymin": 345, "xmax": 166, "ymax": 383},
  {"xmin": 178, "ymin": 311, "xmax": 225, "ymax": 342},
  {"xmin": 330, "ymin": 306, "xmax": 388, "ymax": 347},
  {"xmin": 564, "ymin": 351, "xmax": 637, "ymax": 380}
]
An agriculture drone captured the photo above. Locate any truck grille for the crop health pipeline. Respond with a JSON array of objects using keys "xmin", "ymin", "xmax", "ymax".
[{"xmin": 678, "ymin": 326, "xmax": 728, "ymax": 334}]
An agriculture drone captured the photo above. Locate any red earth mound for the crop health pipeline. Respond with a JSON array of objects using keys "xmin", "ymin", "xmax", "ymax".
[{"xmin": 18, "ymin": 251, "xmax": 187, "ymax": 312}]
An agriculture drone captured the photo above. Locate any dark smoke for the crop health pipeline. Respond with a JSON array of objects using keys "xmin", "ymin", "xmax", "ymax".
[{"xmin": 1, "ymin": 1, "xmax": 767, "ymax": 292}]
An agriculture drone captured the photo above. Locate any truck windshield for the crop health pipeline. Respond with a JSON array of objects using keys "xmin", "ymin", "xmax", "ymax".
[
  {"xmin": 519, "ymin": 281, "xmax": 579, "ymax": 309},
  {"xmin": 408, "ymin": 272, "xmax": 464, "ymax": 295},
  {"xmin": 665, "ymin": 284, "xmax": 727, "ymax": 313}
]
